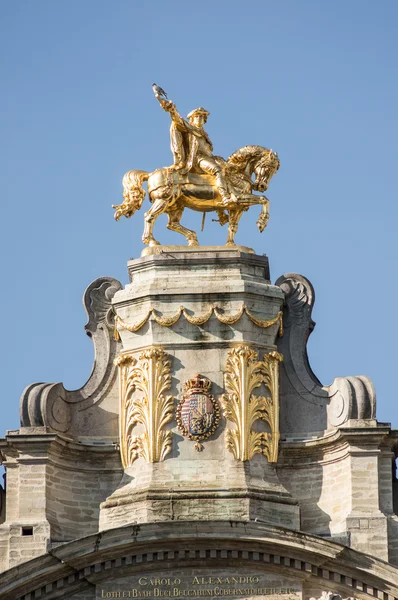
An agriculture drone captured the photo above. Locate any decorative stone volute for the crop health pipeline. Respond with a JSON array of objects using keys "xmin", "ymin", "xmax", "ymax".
[
  {"xmin": 276, "ymin": 273, "xmax": 377, "ymax": 433},
  {"xmin": 19, "ymin": 276, "xmax": 123, "ymax": 437}
]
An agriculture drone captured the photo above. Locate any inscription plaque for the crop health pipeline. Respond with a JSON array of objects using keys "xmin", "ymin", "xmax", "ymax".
[{"xmin": 98, "ymin": 569, "xmax": 302, "ymax": 600}]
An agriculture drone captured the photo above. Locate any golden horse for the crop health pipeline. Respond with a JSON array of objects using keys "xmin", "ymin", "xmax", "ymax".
[{"xmin": 113, "ymin": 145, "xmax": 280, "ymax": 247}]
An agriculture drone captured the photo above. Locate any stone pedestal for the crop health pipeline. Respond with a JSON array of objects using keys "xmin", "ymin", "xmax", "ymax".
[{"xmin": 99, "ymin": 248, "xmax": 300, "ymax": 530}]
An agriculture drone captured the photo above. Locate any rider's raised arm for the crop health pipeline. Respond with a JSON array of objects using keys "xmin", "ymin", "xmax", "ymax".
[{"xmin": 158, "ymin": 98, "xmax": 189, "ymax": 132}]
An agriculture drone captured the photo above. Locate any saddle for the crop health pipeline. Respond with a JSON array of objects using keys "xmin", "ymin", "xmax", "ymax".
[{"xmin": 149, "ymin": 166, "xmax": 215, "ymax": 191}]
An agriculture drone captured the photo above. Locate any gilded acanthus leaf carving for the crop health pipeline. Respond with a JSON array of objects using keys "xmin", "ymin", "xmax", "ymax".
[
  {"xmin": 221, "ymin": 345, "xmax": 283, "ymax": 462},
  {"xmin": 116, "ymin": 348, "xmax": 174, "ymax": 468}
]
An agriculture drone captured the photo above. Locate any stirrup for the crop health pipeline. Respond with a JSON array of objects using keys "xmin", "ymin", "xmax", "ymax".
[{"xmin": 221, "ymin": 194, "xmax": 238, "ymax": 206}]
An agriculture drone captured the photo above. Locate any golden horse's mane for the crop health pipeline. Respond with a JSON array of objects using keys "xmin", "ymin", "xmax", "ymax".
[{"xmin": 227, "ymin": 145, "xmax": 270, "ymax": 168}]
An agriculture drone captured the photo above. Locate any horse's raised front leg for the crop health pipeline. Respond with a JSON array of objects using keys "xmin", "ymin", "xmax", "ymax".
[
  {"xmin": 257, "ymin": 198, "xmax": 270, "ymax": 232},
  {"xmin": 226, "ymin": 209, "xmax": 244, "ymax": 246},
  {"xmin": 143, "ymin": 198, "xmax": 168, "ymax": 246},
  {"xmin": 166, "ymin": 208, "xmax": 199, "ymax": 246}
]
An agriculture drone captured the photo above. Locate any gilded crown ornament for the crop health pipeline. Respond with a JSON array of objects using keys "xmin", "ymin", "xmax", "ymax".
[
  {"xmin": 176, "ymin": 374, "xmax": 220, "ymax": 452},
  {"xmin": 112, "ymin": 84, "xmax": 280, "ymax": 249},
  {"xmin": 184, "ymin": 373, "xmax": 212, "ymax": 393}
]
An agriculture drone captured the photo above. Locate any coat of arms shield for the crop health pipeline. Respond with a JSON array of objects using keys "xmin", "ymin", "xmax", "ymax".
[{"xmin": 176, "ymin": 374, "xmax": 220, "ymax": 451}]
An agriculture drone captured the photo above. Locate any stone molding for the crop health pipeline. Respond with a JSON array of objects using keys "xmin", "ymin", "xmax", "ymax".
[
  {"xmin": 0, "ymin": 432, "xmax": 122, "ymax": 474},
  {"xmin": 100, "ymin": 485, "xmax": 298, "ymax": 510},
  {"xmin": 276, "ymin": 274, "xmax": 376, "ymax": 430},
  {"xmin": 279, "ymin": 426, "xmax": 391, "ymax": 463},
  {"xmin": 19, "ymin": 277, "xmax": 122, "ymax": 437},
  {"xmin": 125, "ymin": 250, "xmax": 271, "ymax": 284},
  {"xmin": 0, "ymin": 521, "xmax": 397, "ymax": 600}
]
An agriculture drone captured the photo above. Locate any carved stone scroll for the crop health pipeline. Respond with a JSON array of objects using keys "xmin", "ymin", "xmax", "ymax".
[
  {"xmin": 19, "ymin": 276, "xmax": 122, "ymax": 436},
  {"xmin": 276, "ymin": 273, "xmax": 376, "ymax": 430},
  {"xmin": 116, "ymin": 348, "xmax": 174, "ymax": 468},
  {"xmin": 221, "ymin": 345, "xmax": 283, "ymax": 462}
]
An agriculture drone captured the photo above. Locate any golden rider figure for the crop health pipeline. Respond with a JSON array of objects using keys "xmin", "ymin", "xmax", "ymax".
[{"xmin": 158, "ymin": 98, "xmax": 236, "ymax": 205}]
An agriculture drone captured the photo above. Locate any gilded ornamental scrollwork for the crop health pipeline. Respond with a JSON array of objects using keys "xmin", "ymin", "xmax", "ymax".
[
  {"xmin": 221, "ymin": 345, "xmax": 283, "ymax": 462},
  {"xmin": 116, "ymin": 348, "xmax": 174, "ymax": 468}
]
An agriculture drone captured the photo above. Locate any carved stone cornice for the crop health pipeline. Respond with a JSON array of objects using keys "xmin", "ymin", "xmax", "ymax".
[
  {"xmin": 278, "ymin": 425, "xmax": 391, "ymax": 466},
  {"xmin": 0, "ymin": 521, "xmax": 396, "ymax": 600},
  {"xmin": 0, "ymin": 432, "xmax": 122, "ymax": 473}
]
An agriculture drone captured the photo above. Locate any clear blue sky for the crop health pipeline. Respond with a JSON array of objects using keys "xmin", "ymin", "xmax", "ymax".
[{"xmin": 1, "ymin": 1, "xmax": 397, "ymax": 432}]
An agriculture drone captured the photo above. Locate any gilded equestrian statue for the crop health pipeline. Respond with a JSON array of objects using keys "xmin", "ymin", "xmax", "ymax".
[{"xmin": 113, "ymin": 87, "xmax": 280, "ymax": 248}]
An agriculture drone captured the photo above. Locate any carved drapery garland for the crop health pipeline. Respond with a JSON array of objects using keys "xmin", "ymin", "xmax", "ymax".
[
  {"xmin": 116, "ymin": 348, "xmax": 174, "ymax": 468},
  {"xmin": 221, "ymin": 345, "xmax": 283, "ymax": 462},
  {"xmin": 113, "ymin": 304, "xmax": 283, "ymax": 340}
]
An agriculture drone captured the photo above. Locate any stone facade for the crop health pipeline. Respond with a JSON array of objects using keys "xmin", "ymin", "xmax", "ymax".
[{"xmin": 0, "ymin": 248, "xmax": 397, "ymax": 600}]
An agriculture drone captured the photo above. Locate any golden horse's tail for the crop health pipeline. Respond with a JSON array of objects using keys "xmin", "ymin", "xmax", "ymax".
[{"xmin": 112, "ymin": 170, "xmax": 149, "ymax": 221}]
